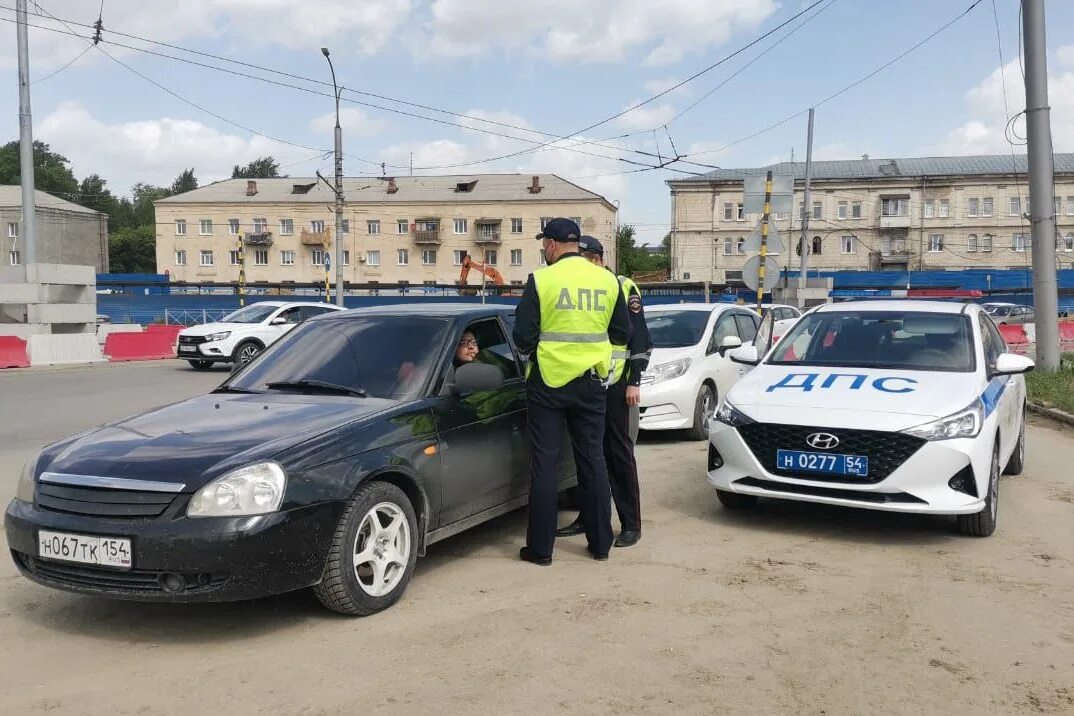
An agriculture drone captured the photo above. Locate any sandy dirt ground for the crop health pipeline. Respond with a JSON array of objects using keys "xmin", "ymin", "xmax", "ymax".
[{"xmin": 0, "ymin": 361, "xmax": 1072, "ymax": 715}]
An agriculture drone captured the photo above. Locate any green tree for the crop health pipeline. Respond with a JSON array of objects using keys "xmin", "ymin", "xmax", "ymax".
[
  {"xmin": 232, "ymin": 156, "xmax": 281, "ymax": 178},
  {"xmin": 108, "ymin": 225, "xmax": 157, "ymax": 273},
  {"xmin": 171, "ymin": 168, "xmax": 198, "ymax": 194},
  {"xmin": 0, "ymin": 140, "xmax": 79, "ymax": 199}
]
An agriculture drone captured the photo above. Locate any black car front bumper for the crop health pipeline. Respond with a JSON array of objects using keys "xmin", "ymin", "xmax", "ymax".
[{"xmin": 5, "ymin": 498, "xmax": 346, "ymax": 603}]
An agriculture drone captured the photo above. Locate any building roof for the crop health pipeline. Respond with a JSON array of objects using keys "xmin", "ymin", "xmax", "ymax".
[
  {"xmin": 156, "ymin": 174, "xmax": 611, "ymax": 207},
  {"xmin": 671, "ymin": 153, "xmax": 1074, "ymax": 184},
  {"xmin": 0, "ymin": 185, "xmax": 103, "ymax": 216}
]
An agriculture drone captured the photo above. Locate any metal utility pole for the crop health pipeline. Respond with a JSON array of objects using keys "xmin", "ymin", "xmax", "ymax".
[
  {"xmin": 321, "ymin": 48, "xmax": 346, "ymax": 307},
  {"xmin": 797, "ymin": 108, "xmax": 815, "ymax": 303},
  {"xmin": 16, "ymin": 0, "xmax": 36, "ymax": 264},
  {"xmin": 756, "ymin": 170, "xmax": 773, "ymax": 310},
  {"xmin": 1023, "ymin": 0, "xmax": 1059, "ymax": 371}
]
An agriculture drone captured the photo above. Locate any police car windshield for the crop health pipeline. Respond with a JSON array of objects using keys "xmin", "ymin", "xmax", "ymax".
[
  {"xmin": 769, "ymin": 310, "xmax": 976, "ymax": 373},
  {"xmin": 645, "ymin": 310, "xmax": 710, "ymax": 348}
]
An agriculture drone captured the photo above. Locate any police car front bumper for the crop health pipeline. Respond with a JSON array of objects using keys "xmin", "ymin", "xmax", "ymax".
[{"xmin": 706, "ymin": 420, "xmax": 990, "ymax": 515}]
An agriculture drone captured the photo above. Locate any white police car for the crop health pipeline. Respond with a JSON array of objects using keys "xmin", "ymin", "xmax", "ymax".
[{"xmin": 708, "ymin": 300, "xmax": 1033, "ymax": 536}]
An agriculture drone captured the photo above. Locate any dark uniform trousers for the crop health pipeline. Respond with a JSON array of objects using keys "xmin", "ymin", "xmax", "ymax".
[
  {"xmin": 604, "ymin": 377, "xmax": 642, "ymax": 533},
  {"xmin": 526, "ymin": 371, "xmax": 614, "ymax": 559}
]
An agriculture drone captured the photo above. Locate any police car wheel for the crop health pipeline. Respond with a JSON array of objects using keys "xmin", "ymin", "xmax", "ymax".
[
  {"xmin": 1003, "ymin": 405, "xmax": 1026, "ymax": 476},
  {"xmin": 688, "ymin": 384, "xmax": 716, "ymax": 441},
  {"xmin": 957, "ymin": 442, "xmax": 1000, "ymax": 537},
  {"xmin": 716, "ymin": 489, "xmax": 757, "ymax": 510},
  {"xmin": 314, "ymin": 481, "xmax": 419, "ymax": 616}
]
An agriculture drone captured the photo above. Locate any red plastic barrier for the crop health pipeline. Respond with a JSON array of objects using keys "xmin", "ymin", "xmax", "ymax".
[
  {"xmin": 0, "ymin": 336, "xmax": 29, "ymax": 369},
  {"xmin": 998, "ymin": 323, "xmax": 1029, "ymax": 346},
  {"xmin": 1059, "ymin": 321, "xmax": 1074, "ymax": 342},
  {"xmin": 104, "ymin": 331, "xmax": 177, "ymax": 361},
  {"xmin": 145, "ymin": 324, "xmax": 183, "ymax": 342}
]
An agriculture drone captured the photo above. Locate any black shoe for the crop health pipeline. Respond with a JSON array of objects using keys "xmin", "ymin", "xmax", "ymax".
[
  {"xmin": 555, "ymin": 517, "xmax": 585, "ymax": 537},
  {"xmin": 614, "ymin": 530, "xmax": 641, "ymax": 548},
  {"xmin": 519, "ymin": 547, "xmax": 552, "ymax": 566},
  {"xmin": 588, "ymin": 548, "xmax": 609, "ymax": 561}
]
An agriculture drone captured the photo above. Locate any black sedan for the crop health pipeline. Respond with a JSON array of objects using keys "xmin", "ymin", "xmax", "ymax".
[{"xmin": 6, "ymin": 305, "xmax": 575, "ymax": 615}]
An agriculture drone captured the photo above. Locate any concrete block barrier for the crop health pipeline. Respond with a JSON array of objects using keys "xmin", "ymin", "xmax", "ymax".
[
  {"xmin": 998, "ymin": 323, "xmax": 1029, "ymax": 346},
  {"xmin": 28, "ymin": 334, "xmax": 105, "ymax": 366},
  {"xmin": 96, "ymin": 323, "xmax": 144, "ymax": 345},
  {"xmin": 145, "ymin": 324, "xmax": 183, "ymax": 345},
  {"xmin": 0, "ymin": 336, "xmax": 30, "ymax": 368},
  {"xmin": 103, "ymin": 331, "xmax": 176, "ymax": 361},
  {"xmin": 1059, "ymin": 321, "xmax": 1074, "ymax": 342}
]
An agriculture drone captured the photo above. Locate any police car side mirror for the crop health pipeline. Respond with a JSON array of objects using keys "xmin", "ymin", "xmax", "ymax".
[
  {"xmin": 717, "ymin": 335, "xmax": 743, "ymax": 356},
  {"xmin": 991, "ymin": 352, "xmax": 1034, "ymax": 377},
  {"xmin": 728, "ymin": 345, "xmax": 760, "ymax": 366},
  {"xmin": 455, "ymin": 362, "xmax": 505, "ymax": 392}
]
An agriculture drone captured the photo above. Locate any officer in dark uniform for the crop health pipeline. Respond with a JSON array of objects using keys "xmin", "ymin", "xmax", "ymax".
[
  {"xmin": 513, "ymin": 219, "xmax": 631, "ymax": 565},
  {"xmin": 556, "ymin": 236, "xmax": 652, "ymax": 547}
]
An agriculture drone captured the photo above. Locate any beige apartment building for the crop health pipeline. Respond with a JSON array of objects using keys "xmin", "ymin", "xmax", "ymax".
[
  {"xmin": 667, "ymin": 154, "xmax": 1074, "ymax": 284},
  {"xmin": 0, "ymin": 186, "xmax": 109, "ymax": 272},
  {"xmin": 154, "ymin": 174, "xmax": 616, "ymax": 288}
]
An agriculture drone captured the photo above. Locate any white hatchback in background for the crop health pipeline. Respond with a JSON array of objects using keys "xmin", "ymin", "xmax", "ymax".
[
  {"xmin": 708, "ymin": 300, "xmax": 1033, "ymax": 536},
  {"xmin": 176, "ymin": 301, "xmax": 345, "ymax": 370},
  {"xmin": 638, "ymin": 303, "xmax": 760, "ymax": 440}
]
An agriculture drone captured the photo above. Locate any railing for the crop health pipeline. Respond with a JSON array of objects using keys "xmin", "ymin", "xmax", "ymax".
[
  {"xmin": 475, "ymin": 230, "xmax": 502, "ymax": 244},
  {"xmin": 244, "ymin": 232, "xmax": 274, "ymax": 246},
  {"xmin": 300, "ymin": 229, "xmax": 332, "ymax": 246},
  {"xmin": 413, "ymin": 229, "xmax": 442, "ymax": 244}
]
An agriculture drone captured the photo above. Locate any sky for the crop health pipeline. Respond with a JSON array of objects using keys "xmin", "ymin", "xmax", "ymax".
[{"xmin": 1, "ymin": 0, "xmax": 1073, "ymax": 246}]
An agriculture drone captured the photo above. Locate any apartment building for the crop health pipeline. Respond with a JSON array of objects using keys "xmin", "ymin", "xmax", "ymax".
[
  {"xmin": 666, "ymin": 154, "xmax": 1074, "ymax": 284},
  {"xmin": 0, "ymin": 186, "xmax": 109, "ymax": 272},
  {"xmin": 154, "ymin": 174, "xmax": 616, "ymax": 287}
]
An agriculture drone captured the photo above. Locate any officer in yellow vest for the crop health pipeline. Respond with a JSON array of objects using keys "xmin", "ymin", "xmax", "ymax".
[
  {"xmin": 556, "ymin": 236, "xmax": 652, "ymax": 547},
  {"xmin": 513, "ymin": 218, "xmax": 631, "ymax": 564}
]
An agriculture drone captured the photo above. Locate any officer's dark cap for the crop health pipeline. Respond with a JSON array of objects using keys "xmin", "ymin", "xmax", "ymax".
[
  {"xmin": 535, "ymin": 217, "xmax": 580, "ymax": 242},
  {"xmin": 578, "ymin": 235, "xmax": 604, "ymax": 256}
]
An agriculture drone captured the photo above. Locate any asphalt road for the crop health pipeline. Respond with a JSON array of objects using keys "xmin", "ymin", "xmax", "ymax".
[{"xmin": 1, "ymin": 361, "xmax": 1072, "ymax": 715}]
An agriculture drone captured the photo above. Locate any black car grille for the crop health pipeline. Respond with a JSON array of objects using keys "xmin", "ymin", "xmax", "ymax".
[
  {"xmin": 36, "ymin": 483, "xmax": 178, "ymax": 518},
  {"xmin": 178, "ymin": 335, "xmax": 207, "ymax": 346},
  {"xmin": 737, "ymin": 423, "xmax": 926, "ymax": 484},
  {"xmin": 14, "ymin": 553, "xmax": 227, "ymax": 595}
]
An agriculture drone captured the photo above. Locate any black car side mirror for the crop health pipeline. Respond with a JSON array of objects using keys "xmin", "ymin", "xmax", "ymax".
[{"xmin": 454, "ymin": 362, "xmax": 505, "ymax": 392}]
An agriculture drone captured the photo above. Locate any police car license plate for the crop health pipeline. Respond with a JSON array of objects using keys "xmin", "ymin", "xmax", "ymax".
[
  {"xmin": 776, "ymin": 450, "xmax": 869, "ymax": 477},
  {"xmin": 38, "ymin": 530, "xmax": 132, "ymax": 569}
]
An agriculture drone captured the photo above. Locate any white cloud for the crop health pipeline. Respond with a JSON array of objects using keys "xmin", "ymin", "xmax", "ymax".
[
  {"xmin": 614, "ymin": 101, "xmax": 678, "ymax": 131},
  {"xmin": 642, "ymin": 77, "xmax": 693, "ymax": 98},
  {"xmin": 310, "ymin": 108, "xmax": 386, "ymax": 136},
  {"xmin": 37, "ymin": 102, "xmax": 310, "ymax": 194}
]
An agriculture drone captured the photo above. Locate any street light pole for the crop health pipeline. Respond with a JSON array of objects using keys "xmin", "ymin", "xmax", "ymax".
[
  {"xmin": 321, "ymin": 48, "xmax": 345, "ymax": 307},
  {"xmin": 16, "ymin": 0, "xmax": 36, "ymax": 264}
]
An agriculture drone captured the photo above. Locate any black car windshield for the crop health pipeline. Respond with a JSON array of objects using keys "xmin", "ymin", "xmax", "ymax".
[
  {"xmin": 769, "ymin": 310, "xmax": 976, "ymax": 373},
  {"xmin": 221, "ymin": 304, "xmax": 280, "ymax": 323},
  {"xmin": 228, "ymin": 316, "xmax": 450, "ymax": 399},
  {"xmin": 645, "ymin": 310, "xmax": 710, "ymax": 348}
]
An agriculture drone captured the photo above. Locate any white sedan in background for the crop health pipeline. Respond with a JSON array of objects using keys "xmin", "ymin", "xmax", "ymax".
[
  {"xmin": 638, "ymin": 303, "xmax": 760, "ymax": 440},
  {"xmin": 176, "ymin": 301, "xmax": 344, "ymax": 369},
  {"xmin": 708, "ymin": 300, "xmax": 1032, "ymax": 536}
]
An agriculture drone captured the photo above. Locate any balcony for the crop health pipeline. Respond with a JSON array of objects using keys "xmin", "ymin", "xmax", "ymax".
[
  {"xmin": 878, "ymin": 213, "xmax": 912, "ymax": 229},
  {"xmin": 413, "ymin": 220, "xmax": 442, "ymax": 244},
  {"xmin": 243, "ymin": 232, "xmax": 273, "ymax": 247},
  {"xmin": 869, "ymin": 250, "xmax": 912, "ymax": 270},
  {"xmin": 475, "ymin": 220, "xmax": 502, "ymax": 244},
  {"xmin": 300, "ymin": 229, "xmax": 332, "ymax": 246}
]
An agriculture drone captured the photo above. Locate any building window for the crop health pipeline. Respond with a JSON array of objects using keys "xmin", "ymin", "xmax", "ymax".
[
  {"xmin": 841, "ymin": 235, "xmax": 856, "ymax": 254},
  {"xmin": 1067, "ymin": 197, "xmax": 1074, "ymax": 216},
  {"xmin": 366, "ymin": 250, "xmax": 381, "ymax": 267},
  {"xmin": 281, "ymin": 250, "xmax": 295, "ymax": 265},
  {"xmin": 311, "ymin": 249, "xmax": 326, "ymax": 266},
  {"xmin": 453, "ymin": 250, "xmax": 466, "ymax": 266},
  {"xmin": 723, "ymin": 203, "xmax": 733, "ymax": 221},
  {"xmin": 938, "ymin": 199, "xmax": 950, "ymax": 218},
  {"xmin": 723, "ymin": 238, "xmax": 733, "ymax": 256},
  {"xmin": 277, "ymin": 218, "xmax": 292, "ymax": 235},
  {"xmin": 199, "ymin": 219, "xmax": 212, "ymax": 235},
  {"xmin": 539, "ymin": 252, "xmax": 548, "ymax": 265},
  {"xmin": 967, "ymin": 234, "xmax": 978, "ymax": 253},
  {"xmin": 174, "ymin": 250, "xmax": 187, "ymax": 266},
  {"xmin": 1009, "ymin": 197, "xmax": 1022, "ymax": 216},
  {"xmin": 982, "ymin": 234, "xmax": 993, "ymax": 252},
  {"xmin": 1055, "ymin": 197, "xmax": 1062, "ymax": 216},
  {"xmin": 852, "ymin": 201, "xmax": 862, "ymax": 219},
  {"xmin": 736, "ymin": 238, "xmax": 745, "ymax": 255},
  {"xmin": 737, "ymin": 203, "xmax": 745, "ymax": 221},
  {"xmin": 923, "ymin": 200, "xmax": 934, "ymax": 218},
  {"xmin": 9, "ymin": 250, "xmax": 20, "ymax": 265},
  {"xmin": 485, "ymin": 249, "xmax": 498, "ymax": 265},
  {"xmin": 310, "ymin": 220, "xmax": 325, "ymax": 233},
  {"xmin": 342, "ymin": 219, "xmax": 350, "ymax": 234},
  {"xmin": 397, "ymin": 248, "xmax": 409, "ymax": 265},
  {"xmin": 367, "ymin": 220, "xmax": 380, "ymax": 235},
  {"xmin": 540, "ymin": 217, "xmax": 552, "ymax": 230},
  {"xmin": 881, "ymin": 198, "xmax": 909, "ymax": 217},
  {"xmin": 254, "ymin": 249, "xmax": 268, "ymax": 266},
  {"xmin": 199, "ymin": 250, "xmax": 214, "ymax": 266},
  {"xmin": 175, "ymin": 219, "xmax": 187, "ymax": 236},
  {"xmin": 342, "ymin": 250, "xmax": 350, "ymax": 265},
  {"xmin": 967, "ymin": 198, "xmax": 979, "ymax": 217},
  {"xmin": 253, "ymin": 218, "xmax": 267, "ymax": 234},
  {"xmin": 511, "ymin": 218, "xmax": 523, "ymax": 234},
  {"xmin": 1013, "ymin": 233, "xmax": 1029, "ymax": 252},
  {"xmin": 927, "ymin": 234, "xmax": 944, "ymax": 252},
  {"xmin": 228, "ymin": 218, "xmax": 240, "ymax": 235},
  {"xmin": 511, "ymin": 249, "xmax": 523, "ymax": 265},
  {"xmin": 230, "ymin": 250, "xmax": 241, "ymax": 265},
  {"xmin": 812, "ymin": 236, "xmax": 823, "ymax": 255},
  {"xmin": 397, "ymin": 219, "xmax": 409, "ymax": 235},
  {"xmin": 837, "ymin": 201, "xmax": 848, "ymax": 219},
  {"xmin": 811, "ymin": 201, "xmax": 822, "ymax": 220},
  {"xmin": 982, "ymin": 197, "xmax": 994, "ymax": 217},
  {"xmin": 6, "ymin": 222, "xmax": 16, "ymax": 238},
  {"xmin": 454, "ymin": 218, "xmax": 468, "ymax": 234},
  {"xmin": 1065, "ymin": 233, "xmax": 1074, "ymax": 251},
  {"xmin": 421, "ymin": 249, "xmax": 436, "ymax": 266}
]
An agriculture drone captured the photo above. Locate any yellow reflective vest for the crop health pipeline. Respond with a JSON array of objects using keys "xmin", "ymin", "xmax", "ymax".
[{"xmin": 609, "ymin": 275, "xmax": 639, "ymax": 384}]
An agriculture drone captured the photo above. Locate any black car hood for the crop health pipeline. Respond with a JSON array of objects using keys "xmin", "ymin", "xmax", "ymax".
[{"xmin": 42, "ymin": 392, "xmax": 397, "ymax": 490}]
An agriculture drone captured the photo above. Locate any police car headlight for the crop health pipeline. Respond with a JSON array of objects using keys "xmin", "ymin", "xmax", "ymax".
[
  {"xmin": 715, "ymin": 400, "xmax": 754, "ymax": 427},
  {"xmin": 206, "ymin": 331, "xmax": 231, "ymax": 342},
  {"xmin": 644, "ymin": 358, "xmax": 691, "ymax": 385},
  {"xmin": 187, "ymin": 462, "xmax": 286, "ymax": 517},
  {"xmin": 15, "ymin": 453, "xmax": 41, "ymax": 503},
  {"xmin": 903, "ymin": 399, "xmax": 983, "ymax": 441}
]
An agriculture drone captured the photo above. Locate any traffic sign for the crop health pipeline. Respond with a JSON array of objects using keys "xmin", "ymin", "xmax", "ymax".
[
  {"xmin": 743, "ymin": 174, "xmax": 793, "ymax": 215},
  {"xmin": 742, "ymin": 219, "xmax": 784, "ymax": 254},
  {"xmin": 742, "ymin": 255, "xmax": 781, "ymax": 292}
]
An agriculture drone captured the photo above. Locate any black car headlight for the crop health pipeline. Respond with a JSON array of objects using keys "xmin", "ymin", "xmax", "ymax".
[
  {"xmin": 715, "ymin": 400, "xmax": 754, "ymax": 427},
  {"xmin": 15, "ymin": 453, "xmax": 40, "ymax": 503},
  {"xmin": 187, "ymin": 462, "xmax": 287, "ymax": 518}
]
